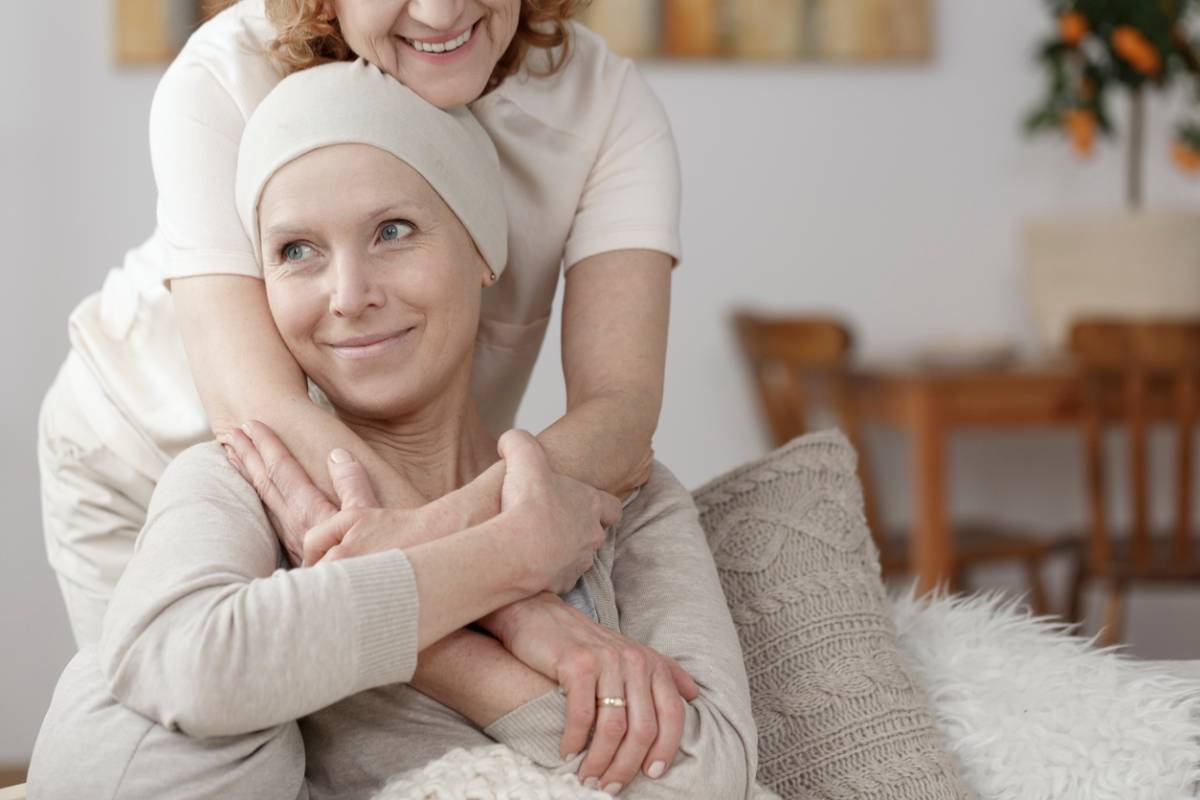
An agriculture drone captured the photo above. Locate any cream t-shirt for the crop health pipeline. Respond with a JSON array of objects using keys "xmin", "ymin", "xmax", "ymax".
[{"xmin": 67, "ymin": 0, "xmax": 681, "ymax": 480}]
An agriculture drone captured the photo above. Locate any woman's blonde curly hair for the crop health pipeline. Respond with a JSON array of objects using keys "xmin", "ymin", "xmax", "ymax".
[{"xmin": 204, "ymin": 1, "xmax": 590, "ymax": 92}]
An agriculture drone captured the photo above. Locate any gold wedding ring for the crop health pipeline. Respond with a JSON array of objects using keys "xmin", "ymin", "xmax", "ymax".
[{"xmin": 596, "ymin": 697, "xmax": 627, "ymax": 709}]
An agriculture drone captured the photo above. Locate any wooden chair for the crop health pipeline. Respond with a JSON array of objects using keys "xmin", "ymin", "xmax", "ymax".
[
  {"xmin": 1067, "ymin": 319, "xmax": 1200, "ymax": 646},
  {"xmin": 732, "ymin": 311, "xmax": 1064, "ymax": 613}
]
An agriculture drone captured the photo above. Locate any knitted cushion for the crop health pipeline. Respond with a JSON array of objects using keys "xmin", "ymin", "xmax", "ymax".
[{"xmin": 692, "ymin": 431, "xmax": 969, "ymax": 800}]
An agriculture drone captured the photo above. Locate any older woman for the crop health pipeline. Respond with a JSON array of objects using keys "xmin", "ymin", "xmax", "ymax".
[
  {"xmin": 30, "ymin": 61, "xmax": 759, "ymax": 800},
  {"xmin": 41, "ymin": 0, "xmax": 678, "ymax": 658}
]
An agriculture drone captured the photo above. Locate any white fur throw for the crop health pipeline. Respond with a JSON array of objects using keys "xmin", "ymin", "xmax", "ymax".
[
  {"xmin": 376, "ymin": 593, "xmax": 1200, "ymax": 800},
  {"xmin": 891, "ymin": 591, "xmax": 1200, "ymax": 800},
  {"xmin": 373, "ymin": 745, "xmax": 609, "ymax": 800}
]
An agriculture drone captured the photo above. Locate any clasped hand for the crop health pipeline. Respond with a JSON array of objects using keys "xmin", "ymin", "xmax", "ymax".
[{"xmin": 222, "ymin": 421, "xmax": 697, "ymax": 789}]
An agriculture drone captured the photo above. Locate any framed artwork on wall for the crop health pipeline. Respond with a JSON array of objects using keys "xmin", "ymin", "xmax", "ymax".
[
  {"xmin": 114, "ymin": 0, "xmax": 935, "ymax": 65},
  {"xmin": 113, "ymin": 0, "xmax": 205, "ymax": 64},
  {"xmin": 581, "ymin": 0, "xmax": 935, "ymax": 62}
]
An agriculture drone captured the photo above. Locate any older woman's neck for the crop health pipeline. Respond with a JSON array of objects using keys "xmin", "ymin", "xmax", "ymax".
[{"xmin": 342, "ymin": 400, "xmax": 498, "ymax": 502}]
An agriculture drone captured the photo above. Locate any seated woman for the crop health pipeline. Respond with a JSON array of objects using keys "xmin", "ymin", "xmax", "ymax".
[{"xmin": 29, "ymin": 60, "xmax": 760, "ymax": 800}]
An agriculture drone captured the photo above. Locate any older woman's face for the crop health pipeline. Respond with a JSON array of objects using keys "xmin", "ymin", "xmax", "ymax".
[
  {"xmin": 332, "ymin": 0, "xmax": 521, "ymax": 109},
  {"xmin": 258, "ymin": 143, "xmax": 491, "ymax": 419}
]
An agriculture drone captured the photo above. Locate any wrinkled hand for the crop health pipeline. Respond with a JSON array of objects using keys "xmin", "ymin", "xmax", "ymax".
[
  {"xmin": 221, "ymin": 421, "xmax": 340, "ymax": 566},
  {"xmin": 304, "ymin": 457, "xmax": 514, "ymax": 564},
  {"xmin": 498, "ymin": 430, "xmax": 623, "ymax": 595},
  {"xmin": 484, "ymin": 593, "xmax": 699, "ymax": 791}
]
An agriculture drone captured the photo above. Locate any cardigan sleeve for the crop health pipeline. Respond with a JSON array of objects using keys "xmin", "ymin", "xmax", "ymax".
[
  {"xmin": 605, "ymin": 463, "xmax": 760, "ymax": 798},
  {"xmin": 97, "ymin": 442, "xmax": 421, "ymax": 738}
]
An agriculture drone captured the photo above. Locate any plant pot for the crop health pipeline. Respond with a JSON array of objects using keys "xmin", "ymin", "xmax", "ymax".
[{"xmin": 1024, "ymin": 211, "xmax": 1200, "ymax": 352}]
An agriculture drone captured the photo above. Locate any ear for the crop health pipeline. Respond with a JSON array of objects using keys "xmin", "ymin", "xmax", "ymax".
[{"xmin": 318, "ymin": 2, "xmax": 336, "ymax": 21}]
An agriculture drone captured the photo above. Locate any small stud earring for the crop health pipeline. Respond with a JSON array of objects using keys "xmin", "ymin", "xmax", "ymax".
[{"xmin": 489, "ymin": 270, "xmax": 497, "ymax": 283}]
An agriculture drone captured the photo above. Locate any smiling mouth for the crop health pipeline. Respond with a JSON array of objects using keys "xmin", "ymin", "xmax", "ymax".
[
  {"xmin": 401, "ymin": 20, "xmax": 479, "ymax": 54},
  {"xmin": 328, "ymin": 327, "xmax": 416, "ymax": 360}
]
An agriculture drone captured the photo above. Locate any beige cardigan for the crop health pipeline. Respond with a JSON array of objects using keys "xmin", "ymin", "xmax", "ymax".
[{"xmin": 93, "ymin": 442, "xmax": 761, "ymax": 799}]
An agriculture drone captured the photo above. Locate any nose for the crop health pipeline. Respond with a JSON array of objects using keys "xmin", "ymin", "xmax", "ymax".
[
  {"xmin": 405, "ymin": 0, "xmax": 468, "ymax": 32},
  {"xmin": 328, "ymin": 253, "xmax": 385, "ymax": 318}
]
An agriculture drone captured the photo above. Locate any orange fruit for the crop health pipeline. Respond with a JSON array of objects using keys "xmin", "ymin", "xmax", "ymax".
[
  {"xmin": 1062, "ymin": 108, "xmax": 1096, "ymax": 157},
  {"xmin": 1059, "ymin": 12, "xmax": 1088, "ymax": 46},
  {"xmin": 1172, "ymin": 140, "xmax": 1200, "ymax": 174},
  {"xmin": 1111, "ymin": 26, "xmax": 1161, "ymax": 76}
]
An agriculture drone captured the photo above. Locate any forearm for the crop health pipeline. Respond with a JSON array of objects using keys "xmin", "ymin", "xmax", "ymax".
[
  {"xmin": 104, "ymin": 515, "xmax": 543, "ymax": 737},
  {"xmin": 537, "ymin": 389, "xmax": 658, "ymax": 498},
  {"xmin": 552, "ymin": 248, "xmax": 671, "ymax": 497},
  {"xmin": 611, "ymin": 471, "xmax": 759, "ymax": 798},
  {"xmin": 410, "ymin": 628, "xmax": 556, "ymax": 728},
  {"xmin": 245, "ymin": 397, "xmax": 427, "ymax": 508},
  {"xmin": 101, "ymin": 513, "xmax": 420, "ymax": 737},
  {"xmin": 405, "ymin": 511, "xmax": 548, "ymax": 650}
]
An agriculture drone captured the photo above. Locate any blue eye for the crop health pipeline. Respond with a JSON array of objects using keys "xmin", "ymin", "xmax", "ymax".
[
  {"xmin": 282, "ymin": 242, "xmax": 314, "ymax": 262},
  {"xmin": 380, "ymin": 221, "xmax": 413, "ymax": 242}
]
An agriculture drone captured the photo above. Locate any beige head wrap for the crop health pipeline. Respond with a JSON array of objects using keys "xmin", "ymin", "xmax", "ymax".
[{"xmin": 235, "ymin": 58, "xmax": 508, "ymax": 275}]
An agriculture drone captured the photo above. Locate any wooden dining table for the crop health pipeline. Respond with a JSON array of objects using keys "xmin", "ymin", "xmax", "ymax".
[{"xmin": 849, "ymin": 358, "xmax": 1083, "ymax": 594}]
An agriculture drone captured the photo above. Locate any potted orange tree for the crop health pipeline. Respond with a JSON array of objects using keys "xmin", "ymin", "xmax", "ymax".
[{"xmin": 1022, "ymin": 0, "xmax": 1200, "ymax": 350}]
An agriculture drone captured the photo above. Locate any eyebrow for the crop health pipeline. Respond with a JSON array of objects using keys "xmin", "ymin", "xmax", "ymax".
[
  {"xmin": 261, "ymin": 203, "xmax": 421, "ymax": 241},
  {"xmin": 261, "ymin": 223, "xmax": 312, "ymax": 240}
]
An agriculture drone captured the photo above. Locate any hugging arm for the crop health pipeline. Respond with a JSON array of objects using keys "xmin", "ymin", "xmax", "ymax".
[
  {"xmin": 150, "ymin": 62, "xmax": 429, "ymax": 532},
  {"xmin": 449, "ymin": 468, "xmax": 760, "ymax": 797},
  {"xmin": 173, "ymin": 274, "xmax": 429, "ymax": 539},
  {"xmin": 537, "ymin": 250, "xmax": 671, "ymax": 498},
  {"xmin": 602, "ymin": 466, "xmax": 759, "ymax": 798},
  {"xmin": 540, "ymin": 58, "xmax": 681, "ymax": 499},
  {"xmin": 97, "ymin": 443, "xmax": 590, "ymax": 739}
]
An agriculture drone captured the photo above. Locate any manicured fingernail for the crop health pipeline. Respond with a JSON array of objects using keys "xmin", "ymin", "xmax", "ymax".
[
  {"xmin": 604, "ymin": 783, "xmax": 622, "ymax": 795},
  {"xmin": 563, "ymin": 752, "xmax": 578, "ymax": 761},
  {"xmin": 330, "ymin": 448, "xmax": 353, "ymax": 463},
  {"xmin": 241, "ymin": 423, "xmax": 253, "ymax": 434},
  {"xmin": 647, "ymin": 761, "xmax": 665, "ymax": 778},
  {"xmin": 583, "ymin": 777, "xmax": 599, "ymax": 789}
]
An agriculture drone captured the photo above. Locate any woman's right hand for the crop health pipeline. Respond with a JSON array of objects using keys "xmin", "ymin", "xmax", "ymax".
[
  {"xmin": 482, "ymin": 593, "xmax": 699, "ymax": 792},
  {"xmin": 497, "ymin": 430, "xmax": 623, "ymax": 595}
]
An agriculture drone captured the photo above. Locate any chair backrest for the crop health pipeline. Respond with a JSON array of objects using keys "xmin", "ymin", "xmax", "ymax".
[
  {"xmin": 731, "ymin": 312, "xmax": 882, "ymax": 537},
  {"xmin": 732, "ymin": 313, "xmax": 852, "ymax": 443},
  {"xmin": 1069, "ymin": 319, "xmax": 1200, "ymax": 576}
]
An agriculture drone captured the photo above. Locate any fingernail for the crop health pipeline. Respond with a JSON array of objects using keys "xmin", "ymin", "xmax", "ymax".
[
  {"xmin": 563, "ymin": 752, "xmax": 578, "ymax": 762},
  {"xmin": 604, "ymin": 783, "xmax": 622, "ymax": 795},
  {"xmin": 241, "ymin": 423, "xmax": 253, "ymax": 434},
  {"xmin": 330, "ymin": 448, "xmax": 353, "ymax": 463},
  {"xmin": 647, "ymin": 761, "xmax": 665, "ymax": 779},
  {"xmin": 583, "ymin": 777, "xmax": 599, "ymax": 790}
]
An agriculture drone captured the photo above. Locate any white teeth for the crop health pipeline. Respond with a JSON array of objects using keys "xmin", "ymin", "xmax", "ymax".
[{"xmin": 407, "ymin": 25, "xmax": 472, "ymax": 54}]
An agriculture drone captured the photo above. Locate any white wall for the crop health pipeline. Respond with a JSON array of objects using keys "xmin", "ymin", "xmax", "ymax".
[{"xmin": 2, "ymin": 0, "xmax": 1198, "ymax": 766}]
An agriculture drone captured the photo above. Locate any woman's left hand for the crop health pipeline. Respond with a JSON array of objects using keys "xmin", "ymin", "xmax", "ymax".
[
  {"xmin": 221, "ymin": 421, "xmax": 343, "ymax": 565},
  {"xmin": 222, "ymin": 420, "xmax": 402, "ymax": 565},
  {"xmin": 481, "ymin": 593, "xmax": 700, "ymax": 792}
]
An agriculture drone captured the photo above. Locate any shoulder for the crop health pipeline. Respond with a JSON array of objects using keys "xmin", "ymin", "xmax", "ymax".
[
  {"xmin": 152, "ymin": 0, "xmax": 281, "ymax": 128},
  {"xmin": 147, "ymin": 442, "xmax": 269, "ymax": 528},
  {"xmin": 476, "ymin": 22, "xmax": 663, "ymax": 143}
]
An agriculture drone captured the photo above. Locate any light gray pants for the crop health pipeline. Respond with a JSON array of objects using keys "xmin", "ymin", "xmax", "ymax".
[
  {"xmin": 28, "ymin": 648, "xmax": 307, "ymax": 800},
  {"xmin": 38, "ymin": 353, "xmax": 160, "ymax": 648}
]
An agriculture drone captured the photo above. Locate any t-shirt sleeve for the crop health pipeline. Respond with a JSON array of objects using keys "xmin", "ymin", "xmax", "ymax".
[
  {"xmin": 561, "ymin": 61, "xmax": 682, "ymax": 272},
  {"xmin": 149, "ymin": 61, "xmax": 263, "ymax": 285}
]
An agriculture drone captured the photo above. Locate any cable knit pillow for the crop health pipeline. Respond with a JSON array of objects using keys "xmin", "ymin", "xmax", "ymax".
[{"xmin": 692, "ymin": 430, "xmax": 969, "ymax": 800}]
